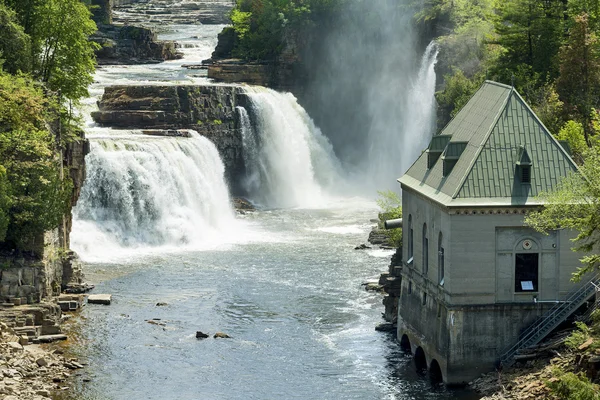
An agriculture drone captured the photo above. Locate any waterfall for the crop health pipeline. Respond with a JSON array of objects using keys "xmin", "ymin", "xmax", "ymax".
[
  {"xmin": 238, "ymin": 87, "xmax": 344, "ymax": 209},
  {"xmin": 71, "ymin": 131, "xmax": 238, "ymax": 258},
  {"xmin": 393, "ymin": 42, "xmax": 439, "ymax": 175}
]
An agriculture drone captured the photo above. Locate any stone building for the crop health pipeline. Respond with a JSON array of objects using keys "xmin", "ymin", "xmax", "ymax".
[{"xmin": 396, "ymin": 81, "xmax": 590, "ymax": 384}]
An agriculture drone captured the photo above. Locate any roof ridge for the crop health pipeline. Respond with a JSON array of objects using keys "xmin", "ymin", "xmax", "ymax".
[{"xmin": 451, "ymin": 86, "xmax": 515, "ymax": 199}]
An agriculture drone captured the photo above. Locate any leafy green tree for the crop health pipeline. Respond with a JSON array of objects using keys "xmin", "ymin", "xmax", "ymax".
[
  {"xmin": 529, "ymin": 84, "xmax": 565, "ymax": 136},
  {"xmin": 2, "ymin": 0, "xmax": 98, "ymax": 100},
  {"xmin": 0, "ymin": 4, "xmax": 31, "ymax": 74},
  {"xmin": 35, "ymin": 0, "xmax": 99, "ymax": 101},
  {"xmin": 0, "ymin": 72, "xmax": 71, "ymax": 249},
  {"xmin": 557, "ymin": 120, "xmax": 588, "ymax": 163},
  {"xmin": 435, "ymin": 69, "xmax": 483, "ymax": 127},
  {"xmin": 525, "ymin": 144, "xmax": 600, "ymax": 280},
  {"xmin": 556, "ymin": 13, "xmax": 600, "ymax": 144},
  {"xmin": 0, "ymin": 165, "xmax": 10, "ymax": 241}
]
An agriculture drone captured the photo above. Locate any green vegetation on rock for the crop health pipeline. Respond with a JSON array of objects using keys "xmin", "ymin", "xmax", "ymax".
[
  {"xmin": 377, "ymin": 190, "xmax": 402, "ymax": 248},
  {"xmin": 0, "ymin": 1, "xmax": 97, "ymax": 250}
]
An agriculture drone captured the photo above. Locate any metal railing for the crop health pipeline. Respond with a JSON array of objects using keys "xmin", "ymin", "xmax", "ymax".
[{"xmin": 498, "ymin": 273, "xmax": 600, "ymax": 366}]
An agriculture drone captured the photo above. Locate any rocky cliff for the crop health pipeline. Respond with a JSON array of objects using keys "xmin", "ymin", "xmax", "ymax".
[
  {"xmin": 90, "ymin": 0, "xmax": 183, "ymax": 65},
  {"xmin": 91, "ymin": 84, "xmax": 247, "ymax": 190},
  {"xmin": 113, "ymin": 0, "xmax": 234, "ymax": 25}
]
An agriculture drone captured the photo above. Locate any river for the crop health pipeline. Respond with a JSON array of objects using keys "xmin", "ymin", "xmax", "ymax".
[{"xmin": 68, "ymin": 22, "xmax": 478, "ymax": 400}]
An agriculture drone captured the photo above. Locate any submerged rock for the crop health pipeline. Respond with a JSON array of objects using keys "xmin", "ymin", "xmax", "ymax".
[{"xmin": 355, "ymin": 244, "xmax": 372, "ymax": 250}]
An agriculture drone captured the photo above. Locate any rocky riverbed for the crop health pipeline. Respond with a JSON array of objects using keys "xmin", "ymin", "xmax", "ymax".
[{"xmin": 0, "ymin": 320, "xmax": 85, "ymax": 400}]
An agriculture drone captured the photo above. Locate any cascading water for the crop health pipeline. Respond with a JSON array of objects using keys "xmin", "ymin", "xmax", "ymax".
[
  {"xmin": 300, "ymin": 0, "xmax": 438, "ymax": 191},
  {"xmin": 379, "ymin": 41, "xmax": 439, "ymax": 175},
  {"xmin": 72, "ymin": 130, "xmax": 238, "ymax": 258},
  {"xmin": 237, "ymin": 87, "xmax": 344, "ymax": 209}
]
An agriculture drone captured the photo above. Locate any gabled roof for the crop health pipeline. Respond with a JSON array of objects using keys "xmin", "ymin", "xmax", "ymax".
[{"xmin": 399, "ymin": 81, "xmax": 578, "ymax": 207}]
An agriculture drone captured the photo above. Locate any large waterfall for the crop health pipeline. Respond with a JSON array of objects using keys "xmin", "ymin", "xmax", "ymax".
[
  {"xmin": 238, "ymin": 87, "xmax": 344, "ymax": 209},
  {"xmin": 72, "ymin": 130, "xmax": 239, "ymax": 259}
]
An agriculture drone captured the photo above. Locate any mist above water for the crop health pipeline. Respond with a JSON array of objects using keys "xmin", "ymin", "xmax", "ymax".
[{"xmin": 300, "ymin": 0, "xmax": 437, "ymax": 191}]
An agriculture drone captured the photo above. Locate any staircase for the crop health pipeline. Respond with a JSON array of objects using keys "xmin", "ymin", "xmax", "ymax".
[{"xmin": 498, "ymin": 273, "xmax": 600, "ymax": 367}]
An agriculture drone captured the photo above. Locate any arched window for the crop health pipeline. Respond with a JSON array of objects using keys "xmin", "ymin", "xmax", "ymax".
[
  {"xmin": 407, "ymin": 215, "xmax": 413, "ymax": 263},
  {"xmin": 438, "ymin": 232, "xmax": 444, "ymax": 285},
  {"xmin": 422, "ymin": 223, "xmax": 428, "ymax": 275}
]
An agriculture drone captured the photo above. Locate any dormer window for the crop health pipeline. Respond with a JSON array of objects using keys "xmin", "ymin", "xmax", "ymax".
[
  {"xmin": 516, "ymin": 146, "xmax": 532, "ymax": 184},
  {"xmin": 427, "ymin": 135, "xmax": 452, "ymax": 169},
  {"xmin": 441, "ymin": 142, "xmax": 467, "ymax": 177}
]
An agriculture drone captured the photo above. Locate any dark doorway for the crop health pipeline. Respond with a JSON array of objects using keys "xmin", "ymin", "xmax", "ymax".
[{"xmin": 515, "ymin": 253, "xmax": 539, "ymax": 292}]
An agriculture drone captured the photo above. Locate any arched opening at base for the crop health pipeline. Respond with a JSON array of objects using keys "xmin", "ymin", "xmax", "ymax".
[
  {"xmin": 400, "ymin": 334, "xmax": 411, "ymax": 354},
  {"xmin": 429, "ymin": 359, "xmax": 443, "ymax": 384},
  {"xmin": 414, "ymin": 346, "xmax": 427, "ymax": 374}
]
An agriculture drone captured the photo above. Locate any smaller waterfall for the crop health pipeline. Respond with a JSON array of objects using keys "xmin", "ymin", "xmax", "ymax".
[
  {"xmin": 400, "ymin": 42, "xmax": 439, "ymax": 173},
  {"xmin": 72, "ymin": 131, "xmax": 237, "ymax": 258},
  {"xmin": 238, "ymin": 88, "xmax": 344, "ymax": 208},
  {"xmin": 361, "ymin": 41, "xmax": 439, "ymax": 189}
]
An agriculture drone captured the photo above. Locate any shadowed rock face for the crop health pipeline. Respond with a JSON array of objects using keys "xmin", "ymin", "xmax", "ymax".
[
  {"xmin": 91, "ymin": 84, "xmax": 247, "ymax": 190},
  {"xmin": 113, "ymin": 0, "xmax": 235, "ymax": 26}
]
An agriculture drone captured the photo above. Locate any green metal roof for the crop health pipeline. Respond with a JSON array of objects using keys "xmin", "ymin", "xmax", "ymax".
[{"xmin": 399, "ymin": 81, "xmax": 578, "ymax": 207}]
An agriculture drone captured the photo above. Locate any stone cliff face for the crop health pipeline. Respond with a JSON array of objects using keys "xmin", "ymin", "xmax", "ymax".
[
  {"xmin": 93, "ymin": 25, "xmax": 182, "ymax": 65},
  {"xmin": 90, "ymin": 0, "xmax": 183, "ymax": 65},
  {"xmin": 207, "ymin": 60, "xmax": 304, "ymax": 93},
  {"xmin": 113, "ymin": 0, "xmax": 234, "ymax": 25},
  {"xmin": 91, "ymin": 84, "xmax": 246, "ymax": 190}
]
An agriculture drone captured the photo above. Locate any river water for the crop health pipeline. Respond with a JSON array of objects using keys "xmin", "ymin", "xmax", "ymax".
[{"xmin": 69, "ymin": 23, "xmax": 478, "ymax": 400}]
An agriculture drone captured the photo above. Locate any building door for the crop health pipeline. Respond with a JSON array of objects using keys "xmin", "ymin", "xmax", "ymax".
[{"xmin": 514, "ymin": 253, "xmax": 539, "ymax": 292}]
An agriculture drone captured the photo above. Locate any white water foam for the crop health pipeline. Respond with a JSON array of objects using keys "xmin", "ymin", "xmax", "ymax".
[
  {"xmin": 238, "ymin": 87, "xmax": 346, "ymax": 209},
  {"xmin": 72, "ymin": 131, "xmax": 250, "ymax": 260}
]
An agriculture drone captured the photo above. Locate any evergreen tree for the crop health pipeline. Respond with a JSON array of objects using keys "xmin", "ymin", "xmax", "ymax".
[{"xmin": 556, "ymin": 13, "xmax": 600, "ymax": 144}]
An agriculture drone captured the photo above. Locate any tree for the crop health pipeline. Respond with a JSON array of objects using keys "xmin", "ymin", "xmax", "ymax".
[
  {"xmin": 492, "ymin": 0, "xmax": 565, "ymax": 87},
  {"xmin": 0, "ymin": 165, "xmax": 9, "ymax": 241},
  {"xmin": 2, "ymin": 0, "xmax": 99, "ymax": 100},
  {"xmin": 0, "ymin": 4, "xmax": 32, "ymax": 74},
  {"xmin": 557, "ymin": 120, "xmax": 588, "ymax": 163},
  {"xmin": 556, "ymin": 13, "xmax": 600, "ymax": 144},
  {"xmin": 35, "ymin": 0, "xmax": 99, "ymax": 101},
  {"xmin": 525, "ymin": 144, "xmax": 600, "ymax": 280},
  {"xmin": 0, "ymin": 72, "xmax": 71, "ymax": 249}
]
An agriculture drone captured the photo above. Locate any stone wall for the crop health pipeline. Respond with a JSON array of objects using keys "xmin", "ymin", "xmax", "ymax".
[{"xmin": 91, "ymin": 84, "xmax": 247, "ymax": 191}]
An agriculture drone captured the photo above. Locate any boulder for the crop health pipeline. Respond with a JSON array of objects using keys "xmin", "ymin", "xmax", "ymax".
[
  {"xmin": 213, "ymin": 332, "xmax": 231, "ymax": 339},
  {"xmin": 195, "ymin": 331, "xmax": 209, "ymax": 339}
]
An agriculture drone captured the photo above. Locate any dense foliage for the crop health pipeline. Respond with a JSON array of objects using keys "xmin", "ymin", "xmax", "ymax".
[
  {"xmin": 427, "ymin": 0, "xmax": 600, "ymax": 145},
  {"xmin": 228, "ymin": 0, "xmax": 344, "ymax": 60},
  {"xmin": 0, "ymin": 0, "xmax": 98, "ymax": 101},
  {"xmin": 0, "ymin": 1, "xmax": 97, "ymax": 250}
]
